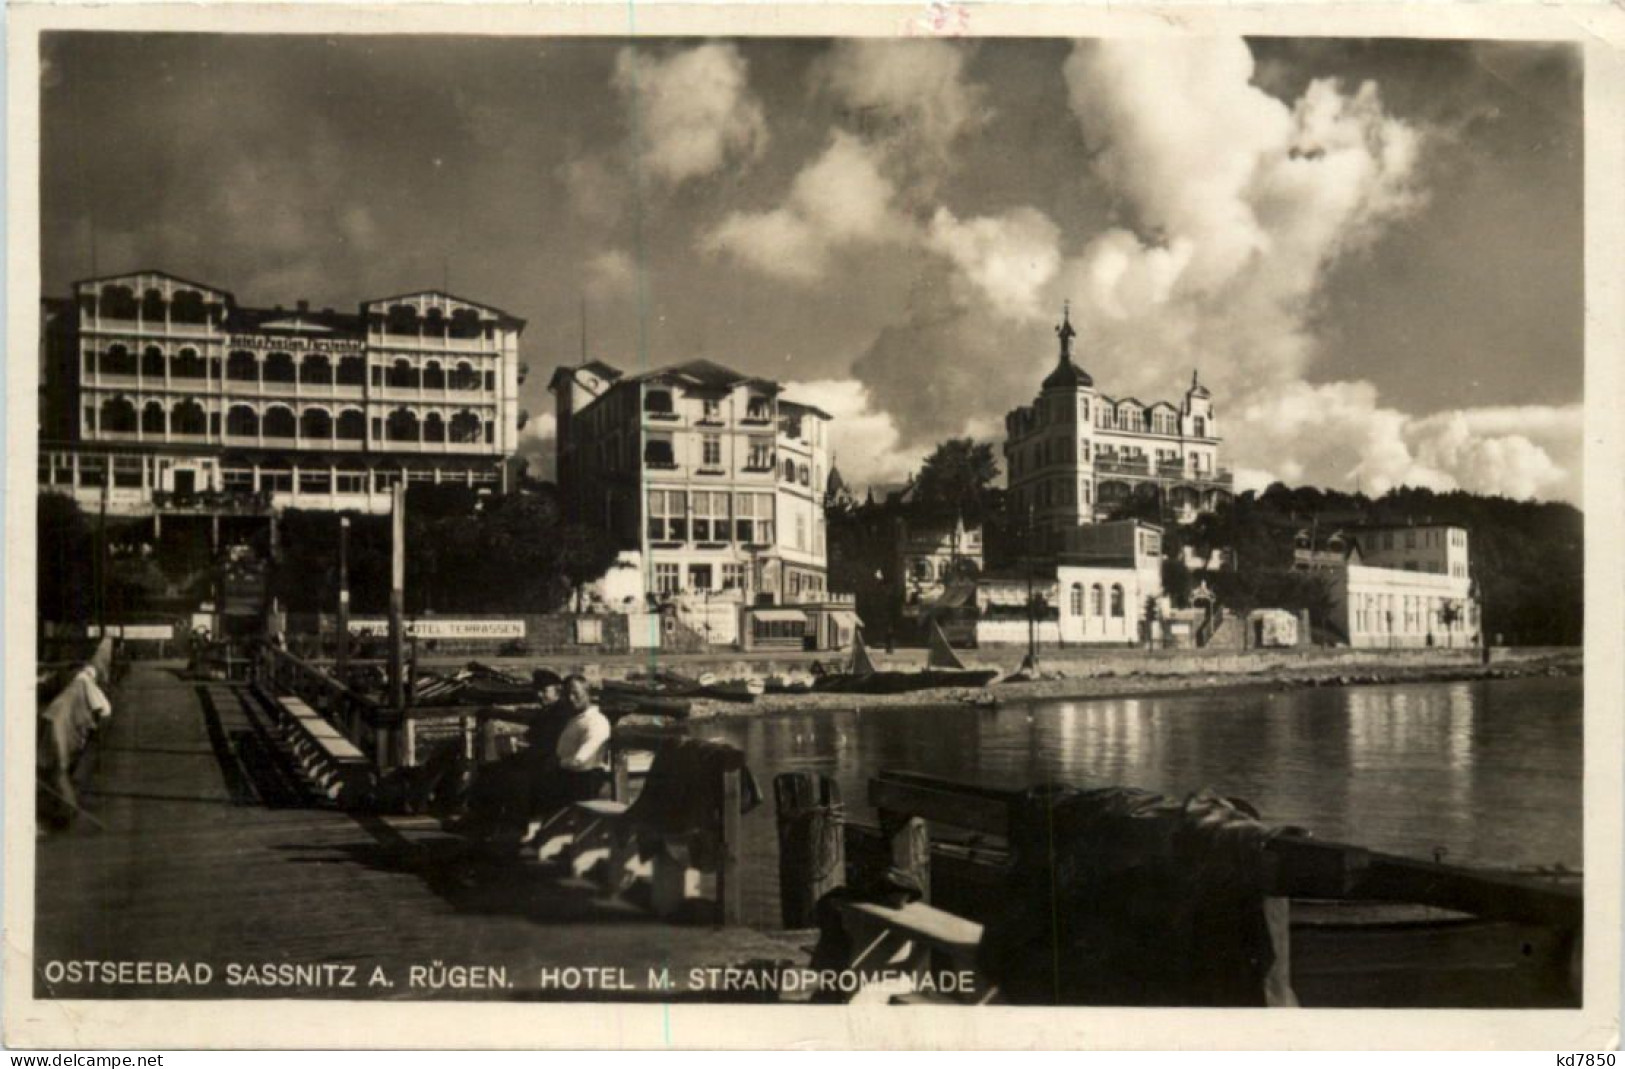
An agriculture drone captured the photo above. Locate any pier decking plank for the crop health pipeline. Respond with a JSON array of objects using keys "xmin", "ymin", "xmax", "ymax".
[{"xmin": 34, "ymin": 665, "xmax": 802, "ymax": 1001}]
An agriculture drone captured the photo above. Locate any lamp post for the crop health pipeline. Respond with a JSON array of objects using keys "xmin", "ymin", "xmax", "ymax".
[{"xmin": 1025, "ymin": 502, "xmax": 1038, "ymax": 671}]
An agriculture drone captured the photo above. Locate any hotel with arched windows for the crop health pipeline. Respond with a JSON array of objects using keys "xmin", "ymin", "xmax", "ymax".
[{"xmin": 39, "ymin": 271, "xmax": 525, "ymax": 518}]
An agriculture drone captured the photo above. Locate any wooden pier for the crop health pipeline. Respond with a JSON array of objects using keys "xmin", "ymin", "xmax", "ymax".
[{"xmin": 33, "ymin": 663, "xmax": 804, "ymax": 1001}]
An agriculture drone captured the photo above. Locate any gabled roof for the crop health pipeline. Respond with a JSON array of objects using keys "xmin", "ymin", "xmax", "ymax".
[
  {"xmin": 73, "ymin": 269, "xmax": 235, "ymax": 302},
  {"xmin": 779, "ymin": 397, "xmax": 833, "ymax": 421},
  {"xmin": 548, "ymin": 360, "xmax": 625, "ymax": 393},
  {"xmin": 361, "ymin": 289, "xmax": 526, "ymax": 329},
  {"xmin": 632, "ymin": 358, "xmax": 777, "ymax": 392}
]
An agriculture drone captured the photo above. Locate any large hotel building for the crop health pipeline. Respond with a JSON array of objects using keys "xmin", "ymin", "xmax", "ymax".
[
  {"xmin": 550, "ymin": 358, "xmax": 831, "ymax": 604},
  {"xmin": 1004, "ymin": 308, "xmax": 1233, "ymax": 550},
  {"xmin": 39, "ymin": 270, "xmax": 526, "ymax": 518}
]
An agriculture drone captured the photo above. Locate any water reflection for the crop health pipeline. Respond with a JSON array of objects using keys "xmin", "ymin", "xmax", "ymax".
[{"xmin": 693, "ymin": 675, "xmax": 1581, "ymax": 928}]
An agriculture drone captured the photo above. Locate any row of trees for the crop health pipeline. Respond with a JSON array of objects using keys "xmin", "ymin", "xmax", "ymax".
[
  {"xmin": 36, "ymin": 485, "xmax": 625, "ymax": 626},
  {"xmin": 273, "ymin": 485, "xmax": 621, "ymax": 615}
]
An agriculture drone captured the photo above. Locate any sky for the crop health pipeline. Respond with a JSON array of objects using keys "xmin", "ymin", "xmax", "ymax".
[{"xmin": 39, "ymin": 33, "xmax": 1585, "ymax": 504}]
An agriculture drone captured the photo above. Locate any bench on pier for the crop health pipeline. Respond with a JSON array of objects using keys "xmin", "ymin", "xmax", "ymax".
[
  {"xmin": 826, "ymin": 770, "xmax": 1583, "ymax": 1005},
  {"xmin": 523, "ymin": 734, "xmax": 752, "ymax": 926},
  {"xmin": 260, "ymin": 691, "xmax": 373, "ymax": 807}
]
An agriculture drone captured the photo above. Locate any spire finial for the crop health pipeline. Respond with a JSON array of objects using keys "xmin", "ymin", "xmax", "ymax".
[
  {"xmin": 1056, "ymin": 301, "xmax": 1076, "ymax": 362},
  {"xmin": 1192, "ymin": 368, "xmax": 1199, "ymax": 390}
]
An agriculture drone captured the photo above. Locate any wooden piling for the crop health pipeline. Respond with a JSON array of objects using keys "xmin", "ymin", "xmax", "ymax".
[
  {"xmin": 774, "ymin": 771, "xmax": 846, "ymax": 929},
  {"xmin": 718, "ymin": 768, "xmax": 745, "ymax": 927}
]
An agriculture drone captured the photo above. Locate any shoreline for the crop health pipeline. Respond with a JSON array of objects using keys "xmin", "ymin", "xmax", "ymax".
[{"xmin": 675, "ymin": 651, "xmax": 1583, "ymax": 721}]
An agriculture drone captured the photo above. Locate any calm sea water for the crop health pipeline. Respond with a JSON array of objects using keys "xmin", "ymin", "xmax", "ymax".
[{"xmin": 689, "ymin": 675, "xmax": 1583, "ymax": 928}]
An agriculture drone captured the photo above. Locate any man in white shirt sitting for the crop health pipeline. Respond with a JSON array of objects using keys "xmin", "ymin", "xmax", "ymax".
[
  {"xmin": 542, "ymin": 674, "xmax": 612, "ymax": 806},
  {"xmin": 455, "ymin": 674, "xmax": 613, "ymax": 839}
]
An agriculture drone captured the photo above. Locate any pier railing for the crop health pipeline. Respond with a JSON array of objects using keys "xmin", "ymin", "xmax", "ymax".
[{"xmin": 256, "ymin": 644, "xmax": 399, "ymax": 766}]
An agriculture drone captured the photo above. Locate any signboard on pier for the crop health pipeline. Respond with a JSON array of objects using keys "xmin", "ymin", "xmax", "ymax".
[{"xmin": 346, "ymin": 618, "xmax": 525, "ymax": 640}]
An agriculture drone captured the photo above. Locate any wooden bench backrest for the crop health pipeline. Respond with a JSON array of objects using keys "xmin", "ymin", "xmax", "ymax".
[{"xmin": 868, "ymin": 770, "xmax": 1018, "ymax": 839}]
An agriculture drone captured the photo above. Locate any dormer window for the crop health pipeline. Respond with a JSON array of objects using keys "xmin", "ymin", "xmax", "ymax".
[{"xmin": 645, "ymin": 389, "xmax": 674, "ymax": 416}]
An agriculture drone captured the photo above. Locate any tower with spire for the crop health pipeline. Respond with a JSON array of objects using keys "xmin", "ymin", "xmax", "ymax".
[{"xmin": 1003, "ymin": 303, "xmax": 1230, "ymax": 549}]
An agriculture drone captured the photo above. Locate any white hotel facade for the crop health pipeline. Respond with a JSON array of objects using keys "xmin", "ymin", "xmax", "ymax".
[
  {"xmin": 1004, "ymin": 308, "xmax": 1233, "ymax": 550},
  {"xmin": 550, "ymin": 358, "xmax": 831, "ymax": 605},
  {"xmin": 39, "ymin": 270, "xmax": 526, "ymax": 518}
]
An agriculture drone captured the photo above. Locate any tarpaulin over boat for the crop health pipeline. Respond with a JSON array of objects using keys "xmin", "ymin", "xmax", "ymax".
[
  {"xmin": 977, "ymin": 784, "xmax": 1296, "ymax": 1007},
  {"xmin": 625, "ymin": 737, "xmax": 763, "ymax": 871}
]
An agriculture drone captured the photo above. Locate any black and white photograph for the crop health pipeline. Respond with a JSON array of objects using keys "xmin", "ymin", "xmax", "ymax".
[{"xmin": 7, "ymin": 4, "xmax": 1622, "ymax": 1051}]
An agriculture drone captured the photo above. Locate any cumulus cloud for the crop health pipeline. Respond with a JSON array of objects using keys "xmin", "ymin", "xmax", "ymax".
[
  {"xmin": 780, "ymin": 378, "xmax": 943, "ymax": 491},
  {"xmin": 926, "ymin": 208, "xmax": 1062, "ymax": 321},
  {"xmin": 584, "ymin": 249, "xmax": 637, "ymax": 301},
  {"xmin": 1235, "ymin": 384, "xmax": 1581, "ymax": 502},
  {"xmin": 702, "ymin": 131, "xmax": 910, "ymax": 281},
  {"xmin": 838, "ymin": 38, "xmax": 1583, "ymax": 503},
  {"xmin": 699, "ymin": 40, "xmax": 985, "ymax": 282},
  {"xmin": 613, "ymin": 43, "xmax": 767, "ymax": 189},
  {"xmin": 517, "ymin": 411, "xmax": 559, "ymax": 482},
  {"xmin": 813, "ymin": 39, "xmax": 988, "ymax": 195}
]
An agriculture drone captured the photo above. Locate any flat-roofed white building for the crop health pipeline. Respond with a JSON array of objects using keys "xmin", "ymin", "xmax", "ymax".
[{"xmin": 1306, "ymin": 524, "xmax": 1479, "ymax": 647}]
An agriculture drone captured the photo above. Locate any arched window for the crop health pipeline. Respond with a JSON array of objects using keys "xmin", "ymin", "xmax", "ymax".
[
  {"xmin": 385, "ymin": 304, "xmax": 419, "ymax": 335},
  {"xmin": 1071, "ymin": 583, "xmax": 1084, "ymax": 616},
  {"xmin": 913, "ymin": 559, "xmax": 933, "ymax": 581},
  {"xmin": 100, "ymin": 396, "xmax": 137, "ymax": 433},
  {"xmin": 423, "ymin": 308, "xmax": 446, "ymax": 339},
  {"xmin": 386, "ymin": 408, "xmax": 420, "ymax": 442},
  {"xmin": 450, "ymin": 411, "xmax": 481, "ymax": 444},
  {"xmin": 1194, "ymin": 416, "xmax": 1207, "ymax": 438},
  {"xmin": 300, "ymin": 408, "xmax": 332, "ymax": 440},
  {"xmin": 1091, "ymin": 584, "xmax": 1104, "ymax": 616},
  {"xmin": 644, "ymin": 389, "xmax": 673, "ymax": 414},
  {"xmin": 798, "ymin": 464, "xmax": 810, "ymax": 486},
  {"xmin": 227, "ymin": 404, "xmax": 259, "ymax": 438},
  {"xmin": 170, "ymin": 290, "xmax": 207, "ymax": 324},
  {"xmin": 422, "ymin": 361, "xmax": 445, "ymax": 390},
  {"xmin": 387, "ymin": 359, "xmax": 419, "ymax": 389},
  {"xmin": 141, "ymin": 289, "xmax": 166, "ymax": 322},
  {"xmin": 172, "ymin": 400, "xmax": 206, "ymax": 436},
  {"xmin": 423, "ymin": 413, "xmax": 446, "ymax": 443},
  {"xmin": 99, "ymin": 285, "xmax": 137, "ymax": 319},
  {"xmin": 1110, "ymin": 584, "xmax": 1125, "ymax": 618},
  {"xmin": 171, "ymin": 347, "xmax": 206, "ymax": 379},
  {"xmin": 783, "ymin": 459, "xmax": 796, "ymax": 481},
  {"xmin": 336, "ymin": 356, "xmax": 366, "ymax": 386},
  {"xmin": 451, "ymin": 361, "xmax": 479, "ymax": 390},
  {"xmin": 227, "ymin": 350, "xmax": 259, "ymax": 381},
  {"xmin": 141, "ymin": 401, "xmax": 166, "ymax": 435},
  {"xmin": 299, "ymin": 354, "xmax": 332, "ymax": 385},
  {"xmin": 102, "ymin": 345, "xmax": 137, "ymax": 376},
  {"xmin": 263, "ymin": 352, "xmax": 296, "ymax": 383},
  {"xmin": 141, "ymin": 346, "xmax": 165, "ymax": 378},
  {"xmin": 449, "ymin": 308, "xmax": 482, "ymax": 340},
  {"xmin": 262, "ymin": 406, "xmax": 296, "ymax": 439},
  {"xmin": 336, "ymin": 409, "xmax": 366, "ymax": 441}
]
